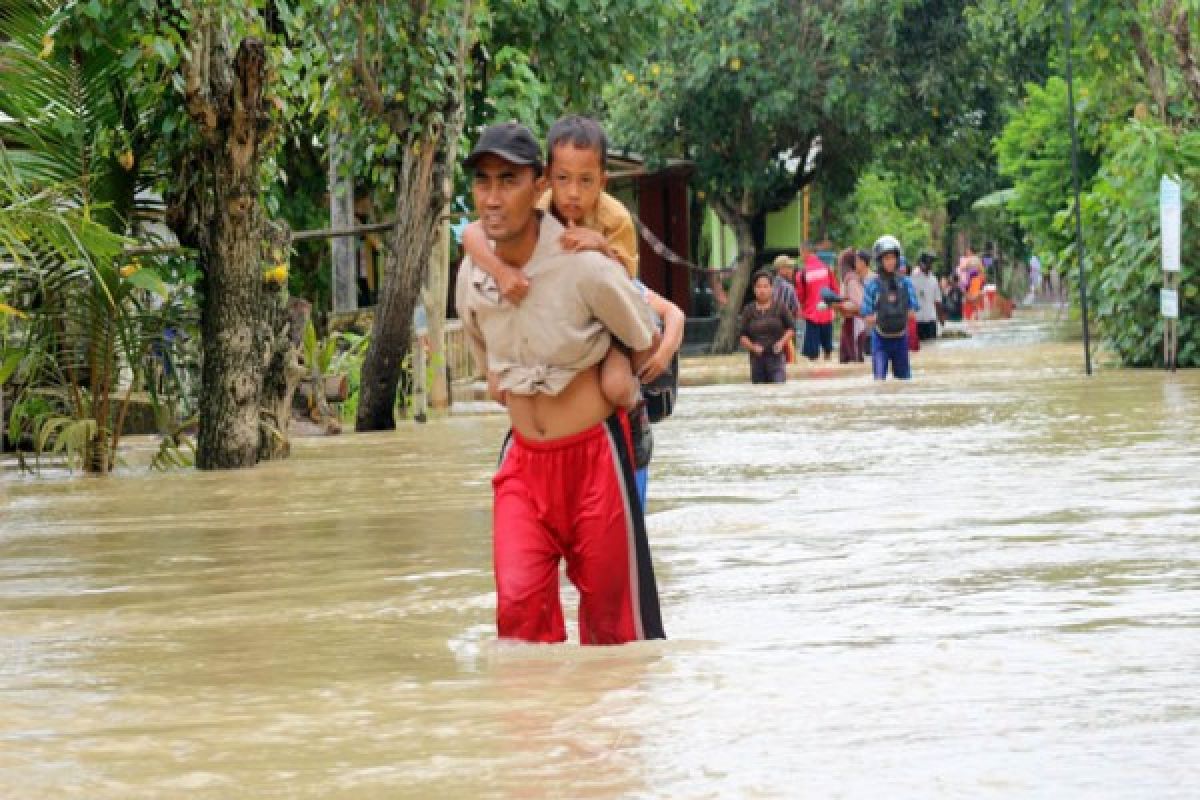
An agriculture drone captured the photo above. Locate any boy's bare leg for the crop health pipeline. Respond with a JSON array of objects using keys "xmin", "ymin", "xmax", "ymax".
[{"xmin": 599, "ymin": 348, "xmax": 640, "ymax": 410}]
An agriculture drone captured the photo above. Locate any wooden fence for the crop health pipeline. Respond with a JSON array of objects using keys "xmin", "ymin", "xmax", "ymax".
[{"xmin": 442, "ymin": 319, "xmax": 479, "ymax": 382}]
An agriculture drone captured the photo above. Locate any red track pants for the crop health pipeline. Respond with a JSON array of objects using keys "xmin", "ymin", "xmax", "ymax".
[{"xmin": 492, "ymin": 412, "xmax": 666, "ymax": 645}]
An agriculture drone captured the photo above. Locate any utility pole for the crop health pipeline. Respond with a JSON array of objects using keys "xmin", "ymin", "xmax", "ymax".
[{"xmin": 1063, "ymin": 0, "xmax": 1093, "ymax": 375}]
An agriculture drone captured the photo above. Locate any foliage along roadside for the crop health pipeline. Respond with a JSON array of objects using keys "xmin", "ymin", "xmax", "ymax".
[{"xmin": 989, "ymin": 0, "xmax": 1200, "ymax": 367}]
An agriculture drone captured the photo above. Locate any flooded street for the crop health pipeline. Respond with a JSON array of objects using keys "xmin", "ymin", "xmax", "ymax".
[{"xmin": 3, "ymin": 313, "xmax": 1200, "ymax": 798}]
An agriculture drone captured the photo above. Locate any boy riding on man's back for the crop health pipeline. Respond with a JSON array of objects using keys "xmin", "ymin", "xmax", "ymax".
[
  {"xmin": 462, "ymin": 116, "xmax": 660, "ymax": 416},
  {"xmin": 456, "ymin": 122, "xmax": 667, "ymax": 644}
]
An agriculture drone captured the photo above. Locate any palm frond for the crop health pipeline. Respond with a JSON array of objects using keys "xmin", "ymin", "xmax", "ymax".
[{"xmin": 0, "ymin": 0, "xmax": 155, "ymax": 234}]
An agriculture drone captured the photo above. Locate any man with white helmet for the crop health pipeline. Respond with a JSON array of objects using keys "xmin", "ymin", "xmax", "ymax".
[{"xmin": 860, "ymin": 235, "xmax": 920, "ymax": 380}]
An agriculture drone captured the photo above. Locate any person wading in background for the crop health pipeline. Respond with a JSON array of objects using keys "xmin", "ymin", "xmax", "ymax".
[
  {"xmin": 739, "ymin": 270, "xmax": 796, "ymax": 384},
  {"xmin": 861, "ymin": 235, "xmax": 920, "ymax": 381}
]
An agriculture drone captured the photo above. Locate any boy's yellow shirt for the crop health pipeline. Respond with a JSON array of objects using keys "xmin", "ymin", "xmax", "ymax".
[{"xmin": 537, "ymin": 189, "xmax": 639, "ymax": 279}]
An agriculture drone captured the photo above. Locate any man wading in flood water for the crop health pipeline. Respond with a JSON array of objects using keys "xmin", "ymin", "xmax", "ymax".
[{"xmin": 456, "ymin": 123, "xmax": 667, "ymax": 645}]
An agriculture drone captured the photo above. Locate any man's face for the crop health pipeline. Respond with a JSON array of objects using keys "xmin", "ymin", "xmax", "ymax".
[
  {"xmin": 471, "ymin": 155, "xmax": 544, "ymax": 242},
  {"xmin": 548, "ymin": 144, "xmax": 606, "ymax": 224},
  {"xmin": 881, "ymin": 253, "xmax": 898, "ymax": 272},
  {"xmin": 778, "ymin": 264, "xmax": 794, "ymax": 280}
]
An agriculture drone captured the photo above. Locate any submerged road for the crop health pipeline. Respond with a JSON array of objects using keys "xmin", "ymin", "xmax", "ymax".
[{"xmin": 3, "ymin": 312, "xmax": 1199, "ymax": 798}]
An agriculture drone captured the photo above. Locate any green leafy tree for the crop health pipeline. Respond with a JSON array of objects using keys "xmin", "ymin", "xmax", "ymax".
[
  {"xmin": 609, "ymin": 0, "xmax": 902, "ymax": 352},
  {"xmin": 989, "ymin": 0, "xmax": 1200, "ymax": 365},
  {"xmin": 275, "ymin": 0, "xmax": 683, "ymax": 428},
  {"xmin": 282, "ymin": 0, "xmax": 476, "ymax": 432},
  {"xmin": 1081, "ymin": 121, "xmax": 1199, "ymax": 366},
  {"xmin": 994, "ymin": 77, "xmax": 1102, "ymax": 263},
  {"xmin": 472, "ymin": 0, "xmax": 685, "ymax": 132},
  {"xmin": 0, "ymin": 1, "xmax": 191, "ymax": 472},
  {"xmin": 841, "ymin": 171, "xmax": 935, "ymax": 258},
  {"xmin": 48, "ymin": 1, "xmax": 314, "ymax": 469}
]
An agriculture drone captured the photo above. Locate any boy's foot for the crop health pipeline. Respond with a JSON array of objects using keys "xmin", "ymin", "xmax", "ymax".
[{"xmin": 628, "ymin": 401, "xmax": 653, "ymax": 470}]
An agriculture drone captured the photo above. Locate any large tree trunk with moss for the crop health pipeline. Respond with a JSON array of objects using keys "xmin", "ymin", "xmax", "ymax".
[
  {"xmin": 168, "ymin": 16, "xmax": 280, "ymax": 469},
  {"xmin": 197, "ymin": 135, "xmax": 267, "ymax": 469},
  {"xmin": 711, "ymin": 195, "xmax": 759, "ymax": 354}
]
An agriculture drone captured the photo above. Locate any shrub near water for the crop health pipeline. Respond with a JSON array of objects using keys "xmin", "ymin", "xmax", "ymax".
[{"xmin": 1081, "ymin": 121, "xmax": 1200, "ymax": 367}]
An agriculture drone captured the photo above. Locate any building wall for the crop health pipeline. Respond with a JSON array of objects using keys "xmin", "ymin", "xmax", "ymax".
[
  {"xmin": 610, "ymin": 172, "xmax": 692, "ymax": 315},
  {"xmin": 705, "ymin": 195, "xmax": 805, "ymax": 269}
]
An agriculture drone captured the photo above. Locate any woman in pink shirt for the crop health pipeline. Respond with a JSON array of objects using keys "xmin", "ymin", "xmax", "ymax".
[{"xmin": 837, "ymin": 248, "xmax": 868, "ymax": 363}]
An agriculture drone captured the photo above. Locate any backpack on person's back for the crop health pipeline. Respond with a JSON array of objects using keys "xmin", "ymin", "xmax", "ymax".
[{"xmin": 874, "ymin": 274, "xmax": 909, "ymax": 338}]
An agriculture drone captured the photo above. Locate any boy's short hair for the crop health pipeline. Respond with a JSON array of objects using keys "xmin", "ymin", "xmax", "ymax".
[{"xmin": 546, "ymin": 115, "xmax": 608, "ymax": 170}]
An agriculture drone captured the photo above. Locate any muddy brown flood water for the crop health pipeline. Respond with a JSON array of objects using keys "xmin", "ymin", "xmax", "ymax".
[{"xmin": 3, "ymin": 313, "xmax": 1199, "ymax": 798}]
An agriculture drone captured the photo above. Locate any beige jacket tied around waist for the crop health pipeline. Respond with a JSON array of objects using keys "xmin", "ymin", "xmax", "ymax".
[{"xmin": 456, "ymin": 212, "xmax": 655, "ymax": 396}]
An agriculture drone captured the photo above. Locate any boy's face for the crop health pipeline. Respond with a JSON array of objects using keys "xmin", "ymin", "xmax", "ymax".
[
  {"xmin": 548, "ymin": 144, "xmax": 606, "ymax": 224},
  {"xmin": 881, "ymin": 253, "xmax": 898, "ymax": 272}
]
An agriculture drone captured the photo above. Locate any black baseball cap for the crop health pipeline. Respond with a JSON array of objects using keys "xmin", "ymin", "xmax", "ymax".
[{"xmin": 464, "ymin": 122, "xmax": 543, "ymax": 171}]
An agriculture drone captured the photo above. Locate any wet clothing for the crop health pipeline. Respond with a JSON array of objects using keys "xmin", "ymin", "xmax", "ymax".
[
  {"xmin": 872, "ymin": 330, "xmax": 912, "ymax": 380},
  {"xmin": 862, "ymin": 273, "xmax": 919, "ymax": 381},
  {"xmin": 740, "ymin": 301, "xmax": 794, "ymax": 384},
  {"xmin": 772, "ymin": 275, "xmax": 800, "ymax": 317},
  {"xmin": 739, "ymin": 301, "xmax": 795, "ymax": 352},
  {"xmin": 943, "ymin": 285, "xmax": 964, "ymax": 321},
  {"xmin": 839, "ymin": 271, "xmax": 867, "ymax": 363},
  {"xmin": 460, "ymin": 212, "xmax": 663, "ymax": 646},
  {"xmin": 750, "ymin": 352, "xmax": 787, "ymax": 383},
  {"xmin": 839, "ymin": 320, "xmax": 865, "ymax": 362},
  {"xmin": 493, "ymin": 413, "xmax": 665, "ymax": 644},
  {"xmin": 912, "ymin": 269, "xmax": 942, "ymax": 325},
  {"xmin": 635, "ymin": 468, "xmax": 649, "ymax": 511},
  {"xmin": 537, "ymin": 190, "xmax": 638, "ymax": 278},
  {"xmin": 456, "ymin": 212, "xmax": 655, "ymax": 397},
  {"xmin": 802, "ymin": 320, "xmax": 834, "ymax": 360},
  {"xmin": 860, "ymin": 273, "xmax": 920, "ymax": 334},
  {"xmin": 962, "ymin": 268, "xmax": 985, "ymax": 320},
  {"xmin": 796, "ymin": 253, "xmax": 840, "ymax": 325}
]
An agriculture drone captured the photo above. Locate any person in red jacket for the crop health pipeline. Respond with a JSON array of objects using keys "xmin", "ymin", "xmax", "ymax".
[{"xmin": 795, "ymin": 250, "xmax": 840, "ymax": 361}]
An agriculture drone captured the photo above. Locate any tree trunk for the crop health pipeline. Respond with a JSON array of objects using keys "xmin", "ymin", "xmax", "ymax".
[
  {"xmin": 169, "ymin": 18, "xmax": 275, "ymax": 469},
  {"xmin": 258, "ymin": 226, "xmax": 307, "ymax": 462},
  {"xmin": 355, "ymin": 148, "xmax": 447, "ymax": 430},
  {"xmin": 1167, "ymin": 6, "xmax": 1200, "ymax": 110},
  {"xmin": 353, "ymin": 0, "xmax": 471, "ymax": 430},
  {"xmin": 198, "ymin": 146, "xmax": 266, "ymax": 468},
  {"xmin": 329, "ymin": 128, "xmax": 358, "ymax": 313},
  {"xmin": 85, "ymin": 309, "xmax": 116, "ymax": 473},
  {"xmin": 711, "ymin": 198, "xmax": 758, "ymax": 354},
  {"xmin": 1129, "ymin": 20, "xmax": 1169, "ymax": 117}
]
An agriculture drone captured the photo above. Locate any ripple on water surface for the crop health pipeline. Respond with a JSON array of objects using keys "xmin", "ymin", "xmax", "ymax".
[{"xmin": 2, "ymin": 313, "xmax": 1200, "ymax": 798}]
